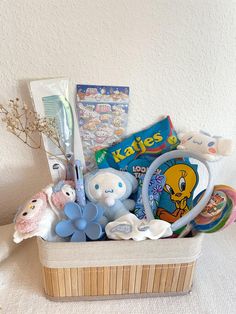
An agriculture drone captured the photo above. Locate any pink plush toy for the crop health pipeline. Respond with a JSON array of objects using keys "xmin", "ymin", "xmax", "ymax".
[
  {"xmin": 51, "ymin": 180, "xmax": 75, "ymax": 210},
  {"xmin": 15, "ymin": 192, "xmax": 47, "ymax": 234},
  {"xmin": 13, "ymin": 181, "xmax": 76, "ymax": 243},
  {"xmin": 13, "ymin": 191, "xmax": 57, "ymax": 243},
  {"xmin": 43, "ymin": 180, "xmax": 76, "ymax": 218}
]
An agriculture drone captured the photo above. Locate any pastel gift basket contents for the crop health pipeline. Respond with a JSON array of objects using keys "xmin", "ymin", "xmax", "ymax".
[{"xmin": 2, "ymin": 82, "xmax": 235, "ymax": 301}]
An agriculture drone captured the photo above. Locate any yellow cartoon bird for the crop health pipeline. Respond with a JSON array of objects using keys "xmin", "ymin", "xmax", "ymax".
[{"xmin": 157, "ymin": 164, "xmax": 197, "ymax": 223}]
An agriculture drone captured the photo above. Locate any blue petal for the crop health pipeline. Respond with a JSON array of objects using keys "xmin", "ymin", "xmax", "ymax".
[
  {"xmin": 55, "ymin": 220, "xmax": 75, "ymax": 237},
  {"xmin": 64, "ymin": 202, "xmax": 82, "ymax": 219},
  {"xmin": 71, "ymin": 230, "xmax": 86, "ymax": 242},
  {"xmin": 82, "ymin": 203, "xmax": 98, "ymax": 221},
  {"xmin": 85, "ymin": 222, "xmax": 103, "ymax": 240}
]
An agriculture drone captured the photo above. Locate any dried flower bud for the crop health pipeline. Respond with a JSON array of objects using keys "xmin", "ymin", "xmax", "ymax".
[
  {"xmin": 23, "ymin": 104, "xmax": 28, "ymax": 110},
  {"xmin": 1, "ymin": 98, "xmax": 67, "ymax": 160}
]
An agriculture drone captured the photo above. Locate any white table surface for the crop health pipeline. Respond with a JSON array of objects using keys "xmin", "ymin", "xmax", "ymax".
[{"xmin": 1, "ymin": 225, "xmax": 236, "ymax": 314}]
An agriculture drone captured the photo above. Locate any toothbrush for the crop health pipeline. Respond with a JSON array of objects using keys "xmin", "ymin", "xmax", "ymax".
[{"xmin": 42, "ymin": 95, "xmax": 74, "ymax": 180}]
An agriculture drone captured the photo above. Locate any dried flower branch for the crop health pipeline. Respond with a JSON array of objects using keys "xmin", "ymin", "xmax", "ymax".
[{"xmin": 0, "ymin": 98, "xmax": 68, "ymax": 162}]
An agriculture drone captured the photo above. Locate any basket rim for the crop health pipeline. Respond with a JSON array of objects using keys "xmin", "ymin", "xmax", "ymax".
[{"xmin": 37, "ymin": 233, "xmax": 204, "ymax": 268}]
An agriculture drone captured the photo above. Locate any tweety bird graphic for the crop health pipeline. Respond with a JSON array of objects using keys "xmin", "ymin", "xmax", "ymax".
[{"xmin": 157, "ymin": 164, "xmax": 197, "ymax": 223}]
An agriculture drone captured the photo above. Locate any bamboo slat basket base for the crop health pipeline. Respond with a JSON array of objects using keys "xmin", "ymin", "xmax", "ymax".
[
  {"xmin": 42, "ymin": 262, "xmax": 195, "ymax": 301},
  {"xmin": 46, "ymin": 291, "xmax": 192, "ymax": 302},
  {"xmin": 38, "ymin": 234, "xmax": 203, "ymax": 301}
]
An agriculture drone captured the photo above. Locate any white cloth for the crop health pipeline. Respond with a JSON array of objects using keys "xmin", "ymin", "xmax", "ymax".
[
  {"xmin": 0, "ymin": 225, "xmax": 236, "ymax": 314},
  {"xmin": 105, "ymin": 213, "xmax": 172, "ymax": 241},
  {"xmin": 0, "ymin": 224, "xmax": 17, "ymax": 263}
]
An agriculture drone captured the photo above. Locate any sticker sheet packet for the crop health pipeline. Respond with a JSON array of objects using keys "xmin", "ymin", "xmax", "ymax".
[{"xmin": 76, "ymin": 84, "xmax": 129, "ymax": 171}]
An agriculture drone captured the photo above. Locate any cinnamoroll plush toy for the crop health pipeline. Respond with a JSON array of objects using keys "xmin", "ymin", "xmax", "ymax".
[
  {"xmin": 177, "ymin": 131, "xmax": 234, "ymax": 161},
  {"xmin": 84, "ymin": 168, "xmax": 138, "ymax": 222},
  {"xmin": 13, "ymin": 181, "xmax": 76, "ymax": 243}
]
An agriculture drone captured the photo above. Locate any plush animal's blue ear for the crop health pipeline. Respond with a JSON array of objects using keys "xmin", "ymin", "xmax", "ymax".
[
  {"xmin": 84, "ymin": 170, "xmax": 100, "ymax": 202},
  {"xmin": 111, "ymin": 169, "xmax": 137, "ymax": 200},
  {"xmin": 121, "ymin": 172, "xmax": 138, "ymax": 193}
]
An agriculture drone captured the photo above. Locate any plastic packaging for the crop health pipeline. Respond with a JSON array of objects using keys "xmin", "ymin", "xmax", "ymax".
[
  {"xmin": 29, "ymin": 78, "xmax": 74, "ymax": 182},
  {"xmin": 95, "ymin": 116, "xmax": 179, "ymax": 175},
  {"xmin": 191, "ymin": 185, "xmax": 236, "ymax": 232},
  {"xmin": 76, "ymin": 84, "xmax": 129, "ymax": 171},
  {"xmin": 134, "ymin": 171, "xmax": 166, "ymax": 219}
]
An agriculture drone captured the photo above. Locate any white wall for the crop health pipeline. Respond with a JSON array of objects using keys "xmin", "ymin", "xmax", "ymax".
[{"xmin": 0, "ymin": 0, "xmax": 236, "ymax": 224}]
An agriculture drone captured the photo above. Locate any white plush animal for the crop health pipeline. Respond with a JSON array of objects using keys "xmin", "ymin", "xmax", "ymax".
[
  {"xmin": 177, "ymin": 131, "xmax": 234, "ymax": 161},
  {"xmin": 85, "ymin": 168, "xmax": 138, "ymax": 222}
]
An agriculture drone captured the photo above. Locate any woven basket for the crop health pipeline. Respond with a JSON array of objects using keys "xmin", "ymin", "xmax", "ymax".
[{"xmin": 37, "ymin": 233, "xmax": 203, "ymax": 301}]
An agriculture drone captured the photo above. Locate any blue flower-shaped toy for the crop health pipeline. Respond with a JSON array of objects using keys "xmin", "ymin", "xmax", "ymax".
[{"xmin": 55, "ymin": 202, "xmax": 104, "ymax": 242}]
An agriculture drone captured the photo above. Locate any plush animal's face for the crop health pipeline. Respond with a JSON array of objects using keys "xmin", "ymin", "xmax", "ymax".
[
  {"xmin": 18, "ymin": 197, "xmax": 44, "ymax": 220},
  {"xmin": 52, "ymin": 184, "xmax": 76, "ymax": 209},
  {"xmin": 180, "ymin": 132, "xmax": 217, "ymax": 155},
  {"xmin": 61, "ymin": 184, "xmax": 76, "ymax": 201},
  {"xmin": 164, "ymin": 164, "xmax": 197, "ymax": 202},
  {"xmin": 88, "ymin": 173, "xmax": 127, "ymax": 201}
]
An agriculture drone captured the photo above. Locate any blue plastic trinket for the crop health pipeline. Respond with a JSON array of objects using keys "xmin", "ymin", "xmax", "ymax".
[{"xmin": 55, "ymin": 202, "xmax": 104, "ymax": 242}]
